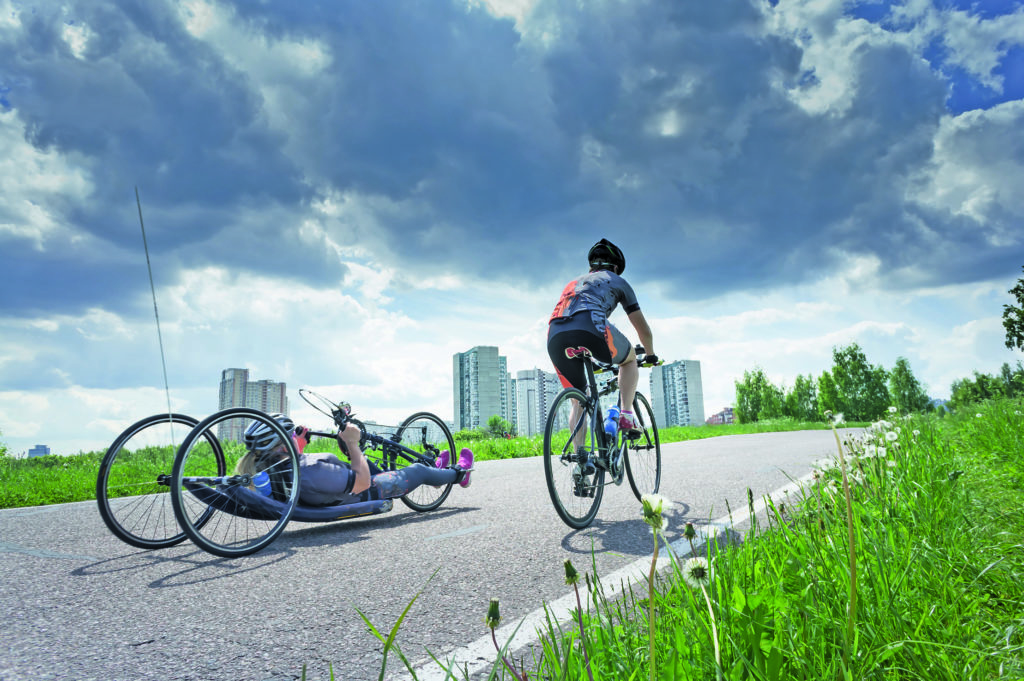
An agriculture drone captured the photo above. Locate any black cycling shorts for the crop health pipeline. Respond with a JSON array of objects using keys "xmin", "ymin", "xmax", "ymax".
[{"xmin": 547, "ymin": 312, "xmax": 630, "ymax": 390}]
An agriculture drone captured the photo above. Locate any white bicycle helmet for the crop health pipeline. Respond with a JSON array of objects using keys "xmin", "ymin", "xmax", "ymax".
[{"xmin": 243, "ymin": 413, "xmax": 295, "ymax": 454}]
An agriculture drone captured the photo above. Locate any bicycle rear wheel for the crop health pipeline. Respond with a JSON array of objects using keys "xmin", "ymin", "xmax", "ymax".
[
  {"xmin": 543, "ymin": 388, "xmax": 605, "ymax": 529},
  {"xmin": 97, "ymin": 413, "xmax": 223, "ymax": 549},
  {"xmin": 393, "ymin": 411, "xmax": 456, "ymax": 512},
  {"xmin": 171, "ymin": 408, "xmax": 300, "ymax": 558},
  {"xmin": 624, "ymin": 392, "xmax": 661, "ymax": 500}
]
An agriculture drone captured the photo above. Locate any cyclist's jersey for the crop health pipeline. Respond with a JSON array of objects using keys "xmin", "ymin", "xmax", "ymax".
[{"xmin": 549, "ymin": 270, "xmax": 640, "ymax": 326}]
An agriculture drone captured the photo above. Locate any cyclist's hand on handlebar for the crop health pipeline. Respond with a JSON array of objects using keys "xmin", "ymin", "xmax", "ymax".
[
  {"xmin": 293, "ymin": 425, "xmax": 311, "ymax": 452},
  {"xmin": 338, "ymin": 423, "xmax": 361, "ymax": 453},
  {"xmin": 643, "ymin": 354, "xmax": 661, "ymax": 367}
]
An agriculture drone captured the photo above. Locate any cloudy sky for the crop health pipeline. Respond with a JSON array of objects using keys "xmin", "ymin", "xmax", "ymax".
[{"xmin": 2, "ymin": 0, "xmax": 1023, "ymax": 455}]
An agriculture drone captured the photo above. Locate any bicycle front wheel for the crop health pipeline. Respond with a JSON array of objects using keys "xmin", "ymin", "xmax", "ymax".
[
  {"xmin": 97, "ymin": 413, "xmax": 218, "ymax": 549},
  {"xmin": 171, "ymin": 408, "xmax": 300, "ymax": 558},
  {"xmin": 624, "ymin": 392, "xmax": 661, "ymax": 500},
  {"xmin": 543, "ymin": 388, "xmax": 605, "ymax": 529},
  {"xmin": 393, "ymin": 411, "xmax": 456, "ymax": 512}
]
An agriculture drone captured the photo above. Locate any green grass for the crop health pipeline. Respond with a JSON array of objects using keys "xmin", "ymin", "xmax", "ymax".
[
  {"xmin": 358, "ymin": 399, "xmax": 1024, "ymax": 680},
  {"xmin": 0, "ymin": 417, "xmax": 859, "ymax": 509}
]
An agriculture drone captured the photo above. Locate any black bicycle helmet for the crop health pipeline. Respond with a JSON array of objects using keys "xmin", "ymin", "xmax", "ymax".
[
  {"xmin": 587, "ymin": 238, "xmax": 626, "ymax": 275},
  {"xmin": 243, "ymin": 413, "xmax": 295, "ymax": 454}
]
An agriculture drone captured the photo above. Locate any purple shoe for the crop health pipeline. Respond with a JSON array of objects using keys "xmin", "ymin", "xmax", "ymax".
[
  {"xmin": 435, "ymin": 449, "xmax": 450, "ymax": 469},
  {"xmin": 456, "ymin": 448, "xmax": 474, "ymax": 488}
]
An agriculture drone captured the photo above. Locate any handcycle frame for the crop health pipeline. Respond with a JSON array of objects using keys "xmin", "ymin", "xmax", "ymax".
[
  {"xmin": 542, "ymin": 345, "xmax": 662, "ymax": 529},
  {"xmin": 96, "ymin": 390, "xmax": 456, "ymax": 558}
]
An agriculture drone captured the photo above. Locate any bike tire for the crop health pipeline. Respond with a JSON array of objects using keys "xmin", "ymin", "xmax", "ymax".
[
  {"xmin": 624, "ymin": 392, "xmax": 661, "ymax": 500},
  {"xmin": 393, "ymin": 411, "xmax": 456, "ymax": 512},
  {"xmin": 170, "ymin": 408, "xmax": 300, "ymax": 558},
  {"xmin": 543, "ymin": 388, "xmax": 605, "ymax": 529},
  {"xmin": 97, "ymin": 413, "xmax": 222, "ymax": 549}
]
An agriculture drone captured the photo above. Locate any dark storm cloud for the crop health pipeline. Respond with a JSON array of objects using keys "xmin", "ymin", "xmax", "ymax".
[{"xmin": 2, "ymin": 0, "xmax": 1022, "ymax": 324}]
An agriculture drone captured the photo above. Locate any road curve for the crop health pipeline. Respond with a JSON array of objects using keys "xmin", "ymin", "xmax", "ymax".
[{"xmin": 0, "ymin": 429, "xmax": 845, "ymax": 681}]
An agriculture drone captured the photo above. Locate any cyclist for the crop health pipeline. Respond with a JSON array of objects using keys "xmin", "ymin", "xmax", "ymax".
[
  {"xmin": 236, "ymin": 414, "xmax": 473, "ymax": 506},
  {"xmin": 547, "ymin": 238, "xmax": 657, "ymax": 472}
]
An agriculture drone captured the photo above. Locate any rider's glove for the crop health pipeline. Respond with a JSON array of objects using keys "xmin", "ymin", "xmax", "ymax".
[
  {"xmin": 644, "ymin": 354, "xmax": 660, "ymax": 366},
  {"xmin": 293, "ymin": 426, "xmax": 310, "ymax": 453}
]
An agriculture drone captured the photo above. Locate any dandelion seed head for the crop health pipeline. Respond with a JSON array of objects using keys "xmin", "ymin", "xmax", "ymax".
[
  {"xmin": 682, "ymin": 557, "xmax": 713, "ymax": 589},
  {"xmin": 885, "ymin": 431, "xmax": 898, "ymax": 442},
  {"xmin": 888, "ymin": 406, "xmax": 898, "ymax": 414},
  {"xmin": 976, "ymin": 413, "xmax": 983, "ymax": 418}
]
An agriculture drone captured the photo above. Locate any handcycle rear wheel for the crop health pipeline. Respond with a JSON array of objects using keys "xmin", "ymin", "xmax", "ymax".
[
  {"xmin": 543, "ymin": 388, "xmax": 605, "ymax": 529},
  {"xmin": 393, "ymin": 411, "xmax": 456, "ymax": 512},
  {"xmin": 624, "ymin": 392, "xmax": 661, "ymax": 500},
  {"xmin": 96, "ymin": 413, "xmax": 225, "ymax": 549},
  {"xmin": 170, "ymin": 408, "xmax": 300, "ymax": 558}
]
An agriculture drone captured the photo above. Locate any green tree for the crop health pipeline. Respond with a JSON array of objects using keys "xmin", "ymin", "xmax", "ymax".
[
  {"xmin": 1003, "ymin": 266, "xmax": 1024, "ymax": 351},
  {"xmin": 950, "ymin": 371, "xmax": 1005, "ymax": 409},
  {"xmin": 817, "ymin": 370, "xmax": 843, "ymax": 419},
  {"xmin": 0, "ymin": 428, "xmax": 7, "ymax": 458},
  {"xmin": 783, "ymin": 374, "xmax": 819, "ymax": 421},
  {"xmin": 888, "ymin": 357, "xmax": 930, "ymax": 414},
  {"xmin": 734, "ymin": 368, "xmax": 784, "ymax": 423},
  {"xmin": 486, "ymin": 414, "xmax": 512, "ymax": 438},
  {"xmin": 828, "ymin": 343, "xmax": 891, "ymax": 421}
]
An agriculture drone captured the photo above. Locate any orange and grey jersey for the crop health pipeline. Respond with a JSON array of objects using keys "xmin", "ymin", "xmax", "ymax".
[{"xmin": 549, "ymin": 270, "xmax": 640, "ymax": 324}]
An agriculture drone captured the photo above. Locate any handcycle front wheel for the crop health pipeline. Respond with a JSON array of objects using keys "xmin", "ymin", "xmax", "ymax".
[
  {"xmin": 543, "ymin": 388, "xmax": 606, "ymax": 529},
  {"xmin": 393, "ymin": 411, "xmax": 456, "ymax": 512},
  {"xmin": 624, "ymin": 392, "xmax": 661, "ymax": 500},
  {"xmin": 96, "ymin": 413, "xmax": 225, "ymax": 550},
  {"xmin": 170, "ymin": 408, "xmax": 301, "ymax": 558}
]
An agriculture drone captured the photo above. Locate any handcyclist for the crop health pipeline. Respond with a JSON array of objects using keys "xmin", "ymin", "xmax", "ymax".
[
  {"xmin": 547, "ymin": 238, "xmax": 657, "ymax": 473},
  {"xmin": 236, "ymin": 414, "xmax": 473, "ymax": 506}
]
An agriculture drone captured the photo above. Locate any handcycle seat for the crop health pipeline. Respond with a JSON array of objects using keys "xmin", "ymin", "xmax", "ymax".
[{"xmin": 183, "ymin": 481, "xmax": 393, "ymax": 523}]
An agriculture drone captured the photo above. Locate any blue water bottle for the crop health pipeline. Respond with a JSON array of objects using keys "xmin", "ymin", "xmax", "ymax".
[
  {"xmin": 253, "ymin": 470, "xmax": 272, "ymax": 497},
  {"xmin": 604, "ymin": 405, "xmax": 620, "ymax": 437}
]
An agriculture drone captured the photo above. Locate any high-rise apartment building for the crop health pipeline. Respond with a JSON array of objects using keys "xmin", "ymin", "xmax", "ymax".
[
  {"xmin": 217, "ymin": 368, "xmax": 289, "ymax": 441},
  {"xmin": 452, "ymin": 346, "xmax": 515, "ymax": 431},
  {"xmin": 515, "ymin": 368, "xmax": 563, "ymax": 437},
  {"xmin": 650, "ymin": 360, "xmax": 705, "ymax": 427}
]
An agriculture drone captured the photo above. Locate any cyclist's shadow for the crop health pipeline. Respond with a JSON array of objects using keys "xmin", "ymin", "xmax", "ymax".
[{"xmin": 559, "ymin": 502, "xmax": 744, "ymax": 559}]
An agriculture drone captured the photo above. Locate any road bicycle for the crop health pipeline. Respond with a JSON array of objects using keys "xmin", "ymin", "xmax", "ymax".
[
  {"xmin": 97, "ymin": 390, "xmax": 457, "ymax": 558},
  {"xmin": 543, "ymin": 346, "xmax": 662, "ymax": 529}
]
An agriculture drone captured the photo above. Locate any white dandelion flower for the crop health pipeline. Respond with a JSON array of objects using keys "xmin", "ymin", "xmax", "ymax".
[
  {"xmin": 682, "ymin": 557, "xmax": 713, "ymax": 589},
  {"xmin": 885, "ymin": 431, "xmax": 898, "ymax": 442},
  {"xmin": 888, "ymin": 406, "xmax": 898, "ymax": 414}
]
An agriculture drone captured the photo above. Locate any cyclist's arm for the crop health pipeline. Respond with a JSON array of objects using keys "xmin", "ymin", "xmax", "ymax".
[
  {"xmin": 339, "ymin": 424, "xmax": 371, "ymax": 494},
  {"xmin": 627, "ymin": 309, "xmax": 655, "ymax": 358}
]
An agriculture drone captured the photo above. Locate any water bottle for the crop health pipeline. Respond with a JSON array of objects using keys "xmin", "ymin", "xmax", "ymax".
[
  {"xmin": 253, "ymin": 470, "xmax": 272, "ymax": 497},
  {"xmin": 604, "ymin": 405, "xmax": 620, "ymax": 437}
]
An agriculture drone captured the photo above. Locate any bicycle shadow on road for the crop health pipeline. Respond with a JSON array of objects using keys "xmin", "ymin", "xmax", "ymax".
[
  {"xmin": 72, "ymin": 506, "xmax": 477, "ymax": 588},
  {"xmin": 558, "ymin": 501, "xmax": 695, "ymax": 557}
]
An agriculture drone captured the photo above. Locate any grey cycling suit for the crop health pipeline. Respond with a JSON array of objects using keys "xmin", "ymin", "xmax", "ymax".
[{"xmin": 547, "ymin": 269, "xmax": 640, "ymax": 388}]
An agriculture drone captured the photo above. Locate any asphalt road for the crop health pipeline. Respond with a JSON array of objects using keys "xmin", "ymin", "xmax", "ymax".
[{"xmin": 0, "ymin": 430, "xmax": 847, "ymax": 681}]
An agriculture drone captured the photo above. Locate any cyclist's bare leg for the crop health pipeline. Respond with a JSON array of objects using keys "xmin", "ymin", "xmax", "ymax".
[
  {"xmin": 619, "ymin": 346, "xmax": 639, "ymax": 410},
  {"xmin": 570, "ymin": 398, "xmax": 585, "ymax": 450}
]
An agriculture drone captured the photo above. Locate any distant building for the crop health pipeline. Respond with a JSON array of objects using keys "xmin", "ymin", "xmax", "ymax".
[
  {"xmin": 650, "ymin": 360, "xmax": 705, "ymax": 427},
  {"xmin": 452, "ymin": 346, "xmax": 515, "ymax": 431},
  {"xmin": 706, "ymin": 407, "xmax": 735, "ymax": 426},
  {"xmin": 515, "ymin": 368, "xmax": 563, "ymax": 437},
  {"xmin": 27, "ymin": 444, "xmax": 50, "ymax": 458},
  {"xmin": 217, "ymin": 368, "xmax": 289, "ymax": 442}
]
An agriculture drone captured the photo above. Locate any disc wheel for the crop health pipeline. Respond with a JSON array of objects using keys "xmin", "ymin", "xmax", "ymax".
[
  {"xmin": 97, "ymin": 413, "xmax": 223, "ymax": 549},
  {"xmin": 393, "ymin": 411, "xmax": 456, "ymax": 512},
  {"xmin": 624, "ymin": 392, "xmax": 661, "ymax": 500},
  {"xmin": 543, "ymin": 388, "xmax": 605, "ymax": 529},
  {"xmin": 170, "ymin": 408, "xmax": 300, "ymax": 558}
]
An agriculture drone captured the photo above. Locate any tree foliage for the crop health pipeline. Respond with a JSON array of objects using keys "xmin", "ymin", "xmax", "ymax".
[
  {"xmin": 888, "ymin": 357, "xmax": 930, "ymax": 414},
  {"xmin": 950, "ymin": 362, "xmax": 1024, "ymax": 409},
  {"xmin": 827, "ymin": 343, "xmax": 891, "ymax": 422},
  {"xmin": 1003, "ymin": 266, "xmax": 1024, "ymax": 352},
  {"xmin": 784, "ymin": 374, "xmax": 818, "ymax": 421},
  {"xmin": 485, "ymin": 414, "xmax": 512, "ymax": 438},
  {"xmin": 734, "ymin": 368, "xmax": 784, "ymax": 423}
]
